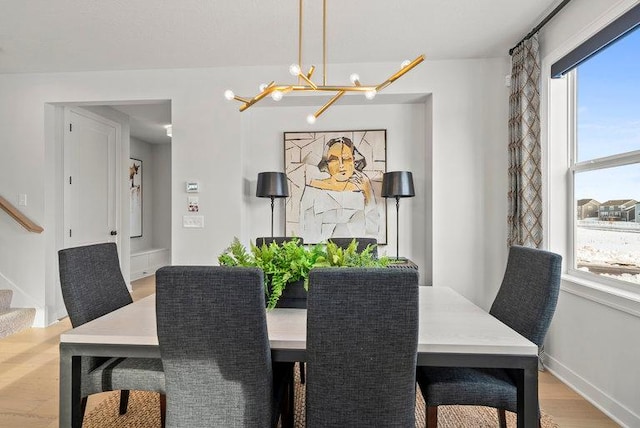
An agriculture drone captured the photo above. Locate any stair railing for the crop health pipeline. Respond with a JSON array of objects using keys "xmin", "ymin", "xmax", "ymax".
[{"xmin": 0, "ymin": 195, "xmax": 44, "ymax": 233}]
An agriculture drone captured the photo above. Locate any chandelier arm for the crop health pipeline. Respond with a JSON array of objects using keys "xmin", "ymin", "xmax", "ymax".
[
  {"xmin": 376, "ymin": 55, "xmax": 425, "ymax": 92},
  {"xmin": 306, "ymin": 66, "xmax": 316, "ymax": 79},
  {"xmin": 238, "ymin": 88, "xmax": 277, "ymax": 112},
  {"xmin": 314, "ymin": 90, "xmax": 345, "ymax": 119},
  {"xmin": 298, "ymin": 73, "xmax": 317, "ymax": 89}
]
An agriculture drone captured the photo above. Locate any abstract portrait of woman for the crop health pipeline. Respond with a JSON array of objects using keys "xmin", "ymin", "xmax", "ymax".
[{"xmin": 284, "ymin": 130, "xmax": 386, "ymax": 244}]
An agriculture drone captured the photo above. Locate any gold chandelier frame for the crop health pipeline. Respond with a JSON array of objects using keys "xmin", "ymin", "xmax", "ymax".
[{"xmin": 225, "ymin": 0, "xmax": 424, "ymax": 123}]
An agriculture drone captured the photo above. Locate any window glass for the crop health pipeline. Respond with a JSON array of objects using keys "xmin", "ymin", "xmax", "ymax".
[
  {"xmin": 576, "ymin": 28, "xmax": 640, "ymax": 162},
  {"xmin": 573, "ymin": 27, "xmax": 640, "ymax": 287},
  {"xmin": 575, "ymin": 166, "xmax": 640, "ymax": 285}
]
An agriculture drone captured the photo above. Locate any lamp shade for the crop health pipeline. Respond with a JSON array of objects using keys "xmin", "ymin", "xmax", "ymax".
[
  {"xmin": 256, "ymin": 172, "xmax": 289, "ymax": 198},
  {"xmin": 381, "ymin": 171, "xmax": 415, "ymax": 198}
]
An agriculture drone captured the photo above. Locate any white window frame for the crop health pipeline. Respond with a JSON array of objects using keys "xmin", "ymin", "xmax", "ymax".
[{"xmin": 567, "ymin": 68, "xmax": 640, "ymax": 295}]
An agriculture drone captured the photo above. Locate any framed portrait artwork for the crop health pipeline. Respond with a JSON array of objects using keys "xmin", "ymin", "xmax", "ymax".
[
  {"xmin": 129, "ymin": 158, "xmax": 143, "ymax": 238},
  {"xmin": 284, "ymin": 130, "xmax": 387, "ymax": 244}
]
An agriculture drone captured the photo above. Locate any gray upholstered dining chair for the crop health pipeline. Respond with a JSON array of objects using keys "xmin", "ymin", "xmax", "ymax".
[
  {"xmin": 255, "ymin": 236, "xmax": 303, "ymax": 247},
  {"xmin": 327, "ymin": 237, "xmax": 378, "ymax": 258},
  {"xmin": 58, "ymin": 243, "xmax": 165, "ymax": 427},
  {"xmin": 416, "ymin": 245, "xmax": 562, "ymax": 428},
  {"xmin": 305, "ymin": 268, "xmax": 419, "ymax": 427},
  {"xmin": 155, "ymin": 266, "xmax": 294, "ymax": 428}
]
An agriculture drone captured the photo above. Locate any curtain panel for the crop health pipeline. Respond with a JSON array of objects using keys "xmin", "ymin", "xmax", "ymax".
[{"xmin": 508, "ymin": 34, "xmax": 542, "ymax": 248}]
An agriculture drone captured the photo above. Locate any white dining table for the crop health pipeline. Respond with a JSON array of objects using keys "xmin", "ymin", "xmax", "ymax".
[{"xmin": 59, "ymin": 286, "xmax": 539, "ymax": 427}]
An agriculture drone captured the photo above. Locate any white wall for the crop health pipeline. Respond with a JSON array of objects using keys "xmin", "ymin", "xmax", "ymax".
[
  {"xmin": 151, "ymin": 143, "xmax": 172, "ymax": 250},
  {"xmin": 130, "ymin": 136, "xmax": 172, "ymax": 254},
  {"xmin": 242, "ymin": 102, "xmax": 431, "ymax": 284},
  {"xmin": 0, "ymin": 57, "xmax": 509, "ymax": 327},
  {"xmin": 540, "ymin": 0, "xmax": 640, "ymax": 426}
]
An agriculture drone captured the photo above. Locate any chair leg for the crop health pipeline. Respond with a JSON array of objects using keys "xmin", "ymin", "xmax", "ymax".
[
  {"xmin": 279, "ymin": 371, "xmax": 294, "ymax": 428},
  {"xmin": 119, "ymin": 390, "xmax": 130, "ymax": 415},
  {"xmin": 497, "ymin": 408, "xmax": 542, "ymax": 428},
  {"xmin": 299, "ymin": 362, "xmax": 305, "ymax": 384},
  {"xmin": 79, "ymin": 396, "xmax": 88, "ymax": 426},
  {"xmin": 497, "ymin": 409, "xmax": 507, "ymax": 428},
  {"xmin": 426, "ymin": 406, "xmax": 437, "ymax": 428},
  {"xmin": 160, "ymin": 393, "xmax": 167, "ymax": 428}
]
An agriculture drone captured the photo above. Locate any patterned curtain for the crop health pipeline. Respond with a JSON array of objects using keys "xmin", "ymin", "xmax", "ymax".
[{"xmin": 508, "ymin": 34, "xmax": 542, "ymax": 248}]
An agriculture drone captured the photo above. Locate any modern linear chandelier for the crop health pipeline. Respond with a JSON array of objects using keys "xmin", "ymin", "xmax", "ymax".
[{"xmin": 224, "ymin": 0, "xmax": 424, "ymax": 124}]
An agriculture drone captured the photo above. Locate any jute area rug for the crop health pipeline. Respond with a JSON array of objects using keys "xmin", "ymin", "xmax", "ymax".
[{"xmin": 84, "ymin": 364, "xmax": 558, "ymax": 428}]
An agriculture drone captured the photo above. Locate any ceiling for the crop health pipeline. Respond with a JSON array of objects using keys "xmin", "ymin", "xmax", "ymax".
[
  {"xmin": 2, "ymin": 1, "xmax": 563, "ymax": 143},
  {"xmin": 0, "ymin": 0, "xmax": 562, "ymax": 74},
  {"xmin": 111, "ymin": 102, "xmax": 172, "ymax": 145}
]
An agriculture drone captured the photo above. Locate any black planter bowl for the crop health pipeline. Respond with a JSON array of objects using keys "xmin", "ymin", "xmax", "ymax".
[{"xmin": 269, "ymin": 279, "xmax": 307, "ymax": 309}]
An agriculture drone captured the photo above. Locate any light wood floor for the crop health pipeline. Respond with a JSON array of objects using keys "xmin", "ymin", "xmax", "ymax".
[{"xmin": 0, "ymin": 276, "xmax": 620, "ymax": 427}]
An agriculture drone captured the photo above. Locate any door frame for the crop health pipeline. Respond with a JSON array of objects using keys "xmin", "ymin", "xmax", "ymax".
[{"xmin": 47, "ymin": 106, "xmax": 123, "ymax": 323}]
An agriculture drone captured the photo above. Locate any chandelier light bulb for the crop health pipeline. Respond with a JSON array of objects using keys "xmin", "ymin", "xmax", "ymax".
[
  {"xmin": 259, "ymin": 83, "xmax": 268, "ymax": 92},
  {"xmin": 224, "ymin": 89, "xmax": 235, "ymax": 101},
  {"xmin": 289, "ymin": 63, "xmax": 301, "ymax": 76},
  {"xmin": 349, "ymin": 73, "xmax": 360, "ymax": 84},
  {"xmin": 365, "ymin": 89, "xmax": 377, "ymax": 100},
  {"xmin": 271, "ymin": 90, "xmax": 284, "ymax": 101},
  {"xmin": 306, "ymin": 114, "xmax": 317, "ymax": 124},
  {"xmin": 401, "ymin": 59, "xmax": 412, "ymax": 68}
]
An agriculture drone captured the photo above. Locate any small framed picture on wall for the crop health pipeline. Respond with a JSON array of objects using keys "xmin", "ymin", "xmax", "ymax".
[{"xmin": 129, "ymin": 158, "xmax": 143, "ymax": 238}]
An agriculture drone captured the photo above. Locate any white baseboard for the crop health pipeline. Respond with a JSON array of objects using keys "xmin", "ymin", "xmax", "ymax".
[
  {"xmin": 130, "ymin": 248, "xmax": 169, "ymax": 282},
  {"xmin": 130, "ymin": 265, "xmax": 161, "ymax": 281},
  {"xmin": 1, "ymin": 270, "xmax": 44, "ymax": 327},
  {"xmin": 545, "ymin": 354, "xmax": 638, "ymax": 427},
  {"xmin": 33, "ymin": 308, "xmax": 46, "ymax": 328}
]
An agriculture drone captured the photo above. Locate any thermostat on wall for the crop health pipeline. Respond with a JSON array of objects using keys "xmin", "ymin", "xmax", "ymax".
[{"xmin": 186, "ymin": 182, "xmax": 199, "ymax": 193}]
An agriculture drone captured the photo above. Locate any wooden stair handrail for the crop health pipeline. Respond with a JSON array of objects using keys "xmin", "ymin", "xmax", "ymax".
[{"xmin": 0, "ymin": 195, "xmax": 44, "ymax": 233}]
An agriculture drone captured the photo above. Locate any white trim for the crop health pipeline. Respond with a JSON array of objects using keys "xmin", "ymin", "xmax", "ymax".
[
  {"xmin": 545, "ymin": 354, "xmax": 638, "ymax": 427},
  {"xmin": 0, "ymin": 270, "xmax": 39, "ymax": 307},
  {"xmin": 561, "ymin": 273, "xmax": 640, "ymax": 317},
  {"xmin": 573, "ymin": 150, "xmax": 640, "ymax": 172}
]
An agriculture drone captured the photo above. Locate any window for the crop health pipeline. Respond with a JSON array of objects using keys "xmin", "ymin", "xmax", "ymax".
[{"xmin": 570, "ymin": 27, "xmax": 640, "ymax": 288}]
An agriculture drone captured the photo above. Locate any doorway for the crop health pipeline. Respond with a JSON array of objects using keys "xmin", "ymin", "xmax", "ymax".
[{"xmin": 51, "ymin": 100, "xmax": 172, "ymax": 323}]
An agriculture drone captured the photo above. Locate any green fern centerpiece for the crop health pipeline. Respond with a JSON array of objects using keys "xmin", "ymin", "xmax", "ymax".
[{"xmin": 218, "ymin": 237, "xmax": 388, "ymax": 309}]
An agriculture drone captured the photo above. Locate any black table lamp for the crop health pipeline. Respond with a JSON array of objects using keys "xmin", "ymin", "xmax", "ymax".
[
  {"xmin": 381, "ymin": 171, "xmax": 415, "ymax": 260},
  {"xmin": 256, "ymin": 172, "xmax": 289, "ymax": 237}
]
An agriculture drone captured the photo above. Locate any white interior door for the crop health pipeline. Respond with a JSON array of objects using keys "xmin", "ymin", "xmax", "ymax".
[{"xmin": 63, "ymin": 108, "xmax": 119, "ymax": 248}]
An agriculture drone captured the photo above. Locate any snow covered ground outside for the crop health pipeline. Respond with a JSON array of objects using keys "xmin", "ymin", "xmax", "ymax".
[{"xmin": 576, "ymin": 224, "xmax": 640, "ymax": 285}]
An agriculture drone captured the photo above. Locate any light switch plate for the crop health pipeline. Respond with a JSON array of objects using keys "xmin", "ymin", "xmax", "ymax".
[
  {"xmin": 186, "ymin": 182, "xmax": 199, "ymax": 193},
  {"xmin": 183, "ymin": 215, "xmax": 204, "ymax": 228},
  {"xmin": 18, "ymin": 194, "xmax": 27, "ymax": 206}
]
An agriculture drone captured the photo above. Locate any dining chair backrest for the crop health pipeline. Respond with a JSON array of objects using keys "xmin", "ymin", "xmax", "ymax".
[
  {"xmin": 58, "ymin": 242, "xmax": 133, "ymax": 328},
  {"xmin": 489, "ymin": 245, "xmax": 562, "ymax": 347},
  {"xmin": 156, "ymin": 266, "xmax": 274, "ymax": 428},
  {"xmin": 327, "ymin": 237, "xmax": 378, "ymax": 258},
  {"xmin": 58, "ymin": 242, "xmax": 145, "ymax": 405},
  {"xmin": 255, "ymin": 236, "xmax": 303, "ymax": 247},
  {"xmin": 305, "ymin": 268, "xmax": 419, "ymax": 427}
]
